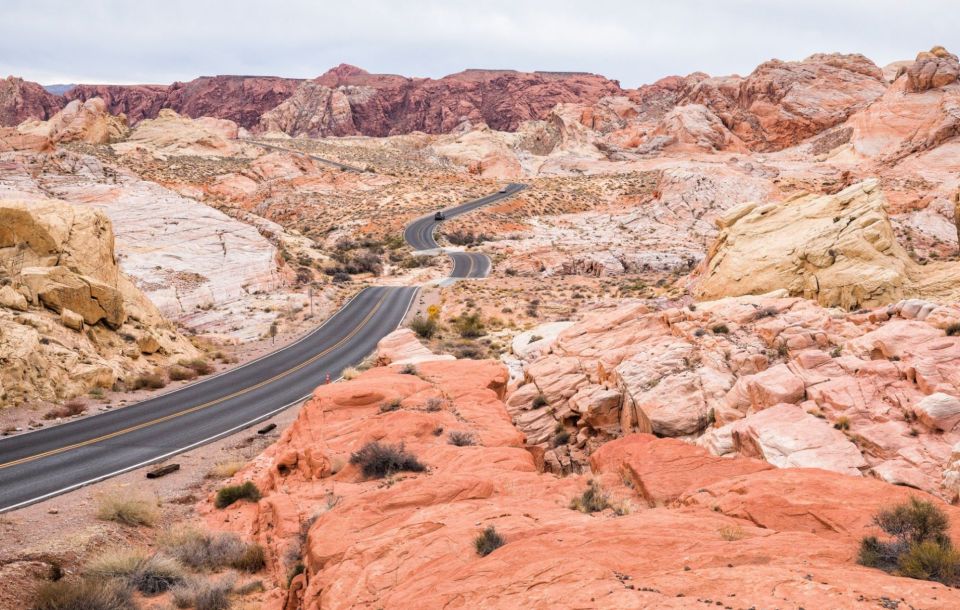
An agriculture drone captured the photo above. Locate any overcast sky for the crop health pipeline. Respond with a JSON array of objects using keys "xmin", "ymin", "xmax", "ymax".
[{"xmin": 2, "ymin": 0, "xmax": 958, "ymax": 88}]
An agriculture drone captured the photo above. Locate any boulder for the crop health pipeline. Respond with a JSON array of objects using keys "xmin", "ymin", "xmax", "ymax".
[
  {"xmin": 695, "ymin": 180, "xmax": 960, "ymax": 308},
  {"xmin": 914, "ymin": 392, "xmax": 960, "ymax": 431},
  {"xmin": 0, "ymin": 285, "xmax": 27, "ymax": 311},
  {"xmin": 375, "ymin": 328, "xmax": 454, "ymax": 367},
  {"xmin": 726, "ymin": 403, "xmax": 867, "ymax": 476},
  {"xmin": 906, "ymin": 46, "xmax": 960, "ymax": 92},
  {"xmin": 20, "ymin": 266, "xmax": 125, "ymax": 327},
  {"xmin": 60, "ymin": 307, "xmax": 83, "ymax": 331}
]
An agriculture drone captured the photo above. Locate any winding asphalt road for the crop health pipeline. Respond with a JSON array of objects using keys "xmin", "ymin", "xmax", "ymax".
[
  {"xmin": 0, "ymin": 179, "xmax": 525, "ymax": 512},
  {"xmin": 404, "ymin": 183, "xmax": 526, "ymax": 278}
]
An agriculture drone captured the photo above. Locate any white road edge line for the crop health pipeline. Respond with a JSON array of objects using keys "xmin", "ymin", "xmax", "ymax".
[
  {"xmin": 0, "ymin": 287, "xmax": 420, "ymax": 514},
  {"xmin": 0, "ymin": 287, "xmax": 377, "ymax": 444}
]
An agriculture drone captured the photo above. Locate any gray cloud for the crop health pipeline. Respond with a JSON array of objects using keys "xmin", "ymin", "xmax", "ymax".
[{"xmin": 1, "ymin": 0, "xmax": 958, "ymax": 87}]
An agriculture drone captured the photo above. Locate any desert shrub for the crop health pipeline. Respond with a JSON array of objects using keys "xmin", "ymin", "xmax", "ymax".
[
  {"xmin": 400, "ymin": 364, "xmax": 418, "ymax": 375},
  {"xmin": 552, "ymin": 430, "xmax": 571, "ymax": 447},
  {"xmin": 569, "ymin": 479, "xmax": 609, "ymax": 511},
  {"xmin": 44, "ymin": 400, "xmax": 87, "ymax": 420},
  {"xmin": 569, "ymin": 480, "xmax": 610, "ymax": 513},
  {"xmin": 379, "ymin": 398, "xmax": 402, "ymax": 413},
  {"xmin": 409, "ymin": 315, "xmax": 437, "ymax": 339},
  {"xmin": 163, "ymin": 529, "xmax": 262, "ymax": 572},
  {"xmin": 167, "ymin": 365, "xmax": 198, "ymax": 382},
  {"xmin": 215, "ymin": 481, "xmax": 261, "ymax": 509},
  {"xmin": 474, "ymin": 526, "xmax": 505, "ymax": 557},
  {"xmin": 206, "ymin": 460, "xmax": 246, "ymax": 479},
  {"xmin": 423, "ymin": 397, "xmax": 444, "ymax": 412},
  {"xmin": 131, "ymin": 371, "xmax": 167, "ymax": 390},
  {"xmin": 448, "ymin": 431, "xmax": 475, "ymax": 446},
  {"xmin": 834, "ymin": 416, "xmax": 851, "ymax": 431},
  {"xmin": 532, "ymin": 394, "xmax": 549, "ymax": 409},
  {"xmin": 711, "ymin": 324, "xmax": 730, "ymax": 334},
  {"xmin": 718, "ymin": 524, "xmax": 746, "ymax": 541},
  {"xmin": 230, "ymin": 543, "xmax": 266, "ymax": 573},
  {"xmin": 331, "ymin": 271, "xmax": 351, "ymax": 283},
  {"xmin": 947, "ymin": 323, "xmax": 960, "ymax": 337},
  {"xmin": 349, "ymin": 442, "xmax": 425, "ymax": 479},
  {"xmin": 171, "ymin": 577, "xmax": 234, "ymax": 610},
  {"xmin": 95, "ymin": 490, "xmax": 158, "ymax": 526},
  {"xmin": 32, "ymin": 578, "xmax": 135, "ymax": 610},
  {"xmin": 180, "ymin": 358, "xmax": 214, "ymax": 376},
  {"xmin": 86, "ymin": 550, "xmax": 184, "ymax": 595},
  {"xmin": 454, "ymin": 313, "xmax": 486, "ymax": 338},
  {"xmin": 858, "ymin": 496, "xmax": 957, "ymax": 584},
  {"xmin": 898, "ymin": 540, "xmax": 960, "ymax": 584},
  {"xmin": 341, "ymin": 366, "xmax": 361, "ymax": 380}
]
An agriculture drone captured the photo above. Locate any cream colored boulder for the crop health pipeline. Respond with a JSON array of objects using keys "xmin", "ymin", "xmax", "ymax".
[
  {"xmin": 695, "ymin": 180, "xmax": 960, "ymax": 308},
  {"xmin": 0, "ymin": 285, "xmax": 27, "ymax": 311},
  {"xmin": 21, "ymin": 266, "xmax": 125, "ymax": 327},
  {"xmin": 60, "ymin": 307, "xmax": 83, "ymax": 331}
]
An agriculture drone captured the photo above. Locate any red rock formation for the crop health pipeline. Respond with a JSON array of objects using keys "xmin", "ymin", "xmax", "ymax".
[
  {"xmin": 202, "ymin": 361, "xmax": 960, "ymax": 609},
  {"xmin": 258, "ymin": 64, "xmax": 624, "ymax": 137},
  {"xmin": 905, "ymin": 46, "xmax": 959, "ymax": 92},
  {"xmin": 0, "ymin": 76, "xmax": 63, "ymax": 126},
  {"xmin": 679, "ymin": 53, "xmax": 887, "ymax": 151},
  {"xmin": 66, "ymin": 76, "xmax": 303, "ymax": 129},
  {"xmin": 63, "ymin": 83, "xmax": 169, "ymax": 125}
]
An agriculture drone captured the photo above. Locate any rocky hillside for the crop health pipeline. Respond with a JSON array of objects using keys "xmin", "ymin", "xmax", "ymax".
[
  {"xmin": 3, "ymin": 49, "xmax": 955, "ymax": 151},
  {"xmin": 65, "ymin": 75, "xmax": 304, "ymax": 129},
  {"xmin": 201, "ymin": 354, "xmax": 960, "ymax": 609},
  {"xmin": 0, "ymin": 198, "xmax": 199, "ymax": 405},
  {"xmin": 258, "ymin": 64, "xmax": 624, "ymax": 136}
]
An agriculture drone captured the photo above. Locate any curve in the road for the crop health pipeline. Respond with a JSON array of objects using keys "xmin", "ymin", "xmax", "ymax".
[
  {"xmin": 405, "ymin": 183, "xmax": 526, "ymax": 279},
  {"xmin": 0, "ymin": 179, "xmax": 525, "ymax": 512}
]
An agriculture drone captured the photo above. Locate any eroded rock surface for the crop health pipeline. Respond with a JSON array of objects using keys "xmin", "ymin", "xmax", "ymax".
[{"xmin": 201, "ymin": 362, "xmax": 960, "ymax": 610}]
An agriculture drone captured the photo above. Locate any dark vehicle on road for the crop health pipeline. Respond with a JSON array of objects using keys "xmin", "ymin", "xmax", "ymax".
[{"xmin": 434, "ymin": 211, "xmax": 445, "ymax": 221}]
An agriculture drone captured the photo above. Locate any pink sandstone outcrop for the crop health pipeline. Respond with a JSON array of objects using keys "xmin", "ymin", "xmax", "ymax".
[
  {"xmin": 695, "ymin": 180, "xmax": 960, "ymax": 308},
  {"xmin": 509, "ymin": 294, "xmax": 960, "ymax": 497},
  {"xmin": 111, "ymin": 108, "xmax": 247, "ymax": 158},
  {"xmin": 375, "ymin": 328, "xmax": 455, "ymax": 367},
  {"xmin": 16, "ymin": 97, "xmax": 127, "ymax": 144},
  {"xmin": 0, "ymin": 76, "xmax": 63, "ymax": 126},
  {"xmin": 202, "ymin": 364, "xmax": 960, "ymax": 609},
  {"xmin": 258, "ymin": 65, "xmax": 623, "ymax": 137}
]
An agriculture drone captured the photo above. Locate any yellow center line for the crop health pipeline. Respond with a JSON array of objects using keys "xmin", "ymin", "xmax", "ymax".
[{"xmin": 0, "ymin": 292, "xmax": 388, "ymax": 471}]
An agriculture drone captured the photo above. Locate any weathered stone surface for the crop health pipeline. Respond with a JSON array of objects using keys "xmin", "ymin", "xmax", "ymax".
[
  {"xmin": 17, "ymin": 98, "xmax": 127, "ymax": 144},
  {"xmin": 201, "ymin": 361, "xmax": 960, "ymax": 610},
  {"xmin": 375, "ymin": 328, "xmax": 455, "ymax": 367},
  {"xmin": 0, "ymin": 76, "xmax": 63, "ymax": 127},
  {"xmin": 695, "ymin": 180, "xmax": 960, "ymax": 308},
  {"xmin": 259, "ymin": 65, "xmax": 623, "ymax": 137},
  {"xmin": 905, "ymin": 46, "xmax": 960, "ymax": 92},
  {"xmin": 914, "ymin": 392, "xmax": 960, "ymax": 432},
  {"xmin": 0, "ymin": 285, "xmax": 27, "ymax": 311},
  {"xmin": 59, "ymin": 307, "xmax": 83, "ymax": 331}
]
